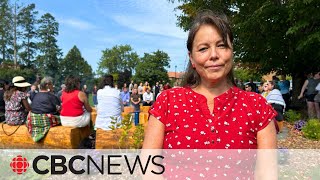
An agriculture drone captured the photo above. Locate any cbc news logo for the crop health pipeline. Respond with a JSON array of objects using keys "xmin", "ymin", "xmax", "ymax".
[{"xmin": 10, "ymin": 155, "xmax": 29, "ymax": 175}]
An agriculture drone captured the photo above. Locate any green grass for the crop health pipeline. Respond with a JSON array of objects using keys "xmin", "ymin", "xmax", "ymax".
[{"xmin": 88, "ymin": 94, "xmax": 94, "ymax": 107}]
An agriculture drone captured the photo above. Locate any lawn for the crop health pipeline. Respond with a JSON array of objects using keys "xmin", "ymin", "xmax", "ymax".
[{"xmin": 88, "ymin": 94, "xmax": 94, "ymax": 107}]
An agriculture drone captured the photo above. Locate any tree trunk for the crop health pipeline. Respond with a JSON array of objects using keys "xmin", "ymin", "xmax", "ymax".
[{"xmin": 290, "ymin": 72, "xmax": 305, "ymax": 110}]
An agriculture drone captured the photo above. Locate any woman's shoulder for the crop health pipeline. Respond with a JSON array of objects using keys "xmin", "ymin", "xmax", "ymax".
[
  {"xmin": 160, "ymin": 87, "xmax": 190, "ymax": 96},
  {"xmin": 235, "ymin": 87, "xmax": 266, "ymax": 103},
  {"xmin": 16, "ymin": 91, "xmax": 27, "ymax": 98},
  {"xmin": 271, "ymin": 89, "xmax": 281, "ymax": 94}
]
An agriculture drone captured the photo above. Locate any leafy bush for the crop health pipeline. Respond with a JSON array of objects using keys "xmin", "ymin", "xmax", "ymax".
[
  {"xmin": 133, "ymin": 124, "xmax": 144, "ymax": 149},
  {"xmin": 302, "ymin": 119, "xmax": 320, "ymax": 140},
  {"xmin": 284, "ymin": 110, "xmax": 302, "ymax": 123}
]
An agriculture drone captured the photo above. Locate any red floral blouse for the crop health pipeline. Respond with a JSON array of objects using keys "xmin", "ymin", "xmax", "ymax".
[{"xmin": 149, "ymin": 86, "xmax": 277, "ymax": 149}]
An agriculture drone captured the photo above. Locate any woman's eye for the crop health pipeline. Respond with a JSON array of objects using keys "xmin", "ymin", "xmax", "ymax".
[
  {"xmin": 199, "ymin": 47, "xmax": 207, "ymax": 52},
  {"xmin": 218, "ymin": 44, "xmax": 226, "ymax": 48}
]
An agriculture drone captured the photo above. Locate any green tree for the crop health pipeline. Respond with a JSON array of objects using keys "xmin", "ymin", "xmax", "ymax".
[
  {"xmin": 60, "ymin": 45, "xmax": 93, "ymax": 86},
  {"xmin": 234, "ymin": 68, "xmax": 262, "ymax": 82},
  {"xmin": 17, "ymin": 3, "xmax": 38, "ymax": 68},
  {"xmin": 134, "ymin": 50, "xmax": 170, "ymax": 86},
  {"xmin": 36, "ymin": 13, "xmax": 62, "ymax": 85},
  {"xmin": 98, "ymin": 44, "xmax": 139, "ymax": 75},
  {"xmin": 169, "ymin": 0, "xmax": 320, "ymax": 105},
  {"xmin": 0, "ymin": 0, "xmax": 13, "ymax": 63},
  {"xmin": 0, "ymin": 64, "xmax": 35, "ymax": 83}
]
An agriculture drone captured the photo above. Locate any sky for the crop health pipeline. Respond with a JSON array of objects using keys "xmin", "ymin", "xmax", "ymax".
[{"xmin": 20, "ymin": 0, "xmax": 189, "ymax": 73}]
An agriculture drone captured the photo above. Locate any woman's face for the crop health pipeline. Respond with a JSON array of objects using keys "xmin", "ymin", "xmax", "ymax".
[
  {"xmin": 244, "ymin": 85, "xmax": 252, "ymax": 92},
  {"xmin": 267, "ymin": 83, "xmax": 274, "ymax": 91},
  {"xmin": 47, "ymin": 82, "xmax": 54, "ymax": 91},
  {"xmin": 263, "ymin": 82, "xmax": 269, "ymax": 91},
  {"xmin": 189, "ymin": 24, "xmax": 233, "ymax": 84}
]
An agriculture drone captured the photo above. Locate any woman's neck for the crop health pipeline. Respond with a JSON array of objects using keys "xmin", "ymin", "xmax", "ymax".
[{"xmin": 194, "ymin": 79, "xmax": 233, "ymax": 98}]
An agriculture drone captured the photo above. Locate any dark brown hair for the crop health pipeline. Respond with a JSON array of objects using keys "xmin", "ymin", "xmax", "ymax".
[
  {"xmin": 181, "ymin": 10, "xmax": 236, "ymax": 87},
  {"xmin": 99, "ymin": 74, "xmax": 114, "ymax": 89},
  {"xmin": 4, "ymin": 86, "xmax": 26, "ymax": 101},
  {"xmin": 64, "ymin": 75, "xmax": 80, "ymax": 93}
]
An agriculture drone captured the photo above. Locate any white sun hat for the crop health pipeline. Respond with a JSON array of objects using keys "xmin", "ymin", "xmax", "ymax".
[{"xmin": 12, "ymin": 76, "xmax": 31, "ymax": 87}]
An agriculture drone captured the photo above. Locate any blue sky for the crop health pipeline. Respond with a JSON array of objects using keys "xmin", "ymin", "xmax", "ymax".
[{"xmin": 20, "ymin": 0, "xmax": 188, "ymax": 73}]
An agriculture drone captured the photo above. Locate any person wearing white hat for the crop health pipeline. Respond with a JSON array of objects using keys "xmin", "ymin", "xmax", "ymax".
[{"xmin": 4, "ymin": 76, "xmax": 31, "ymax": 125}]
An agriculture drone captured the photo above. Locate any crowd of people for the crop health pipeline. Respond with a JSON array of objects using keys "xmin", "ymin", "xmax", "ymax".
[
  {"xmin": 0, "ymin": 10, "xmax": 318, "ymax": 159},
  {"xmin": 0, "ymin": 71, "xmax": 176, "ymax": 140}
]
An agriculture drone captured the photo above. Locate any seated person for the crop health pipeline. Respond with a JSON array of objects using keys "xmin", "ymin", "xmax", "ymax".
[
  {"xmin": 4, "ymin": 76, "xmax": 31, "ymax": 125},
  {"xmin": 95, "ymin": 74, "xmax": 123, "ymax": 130},
  {"xmin": 142, "ymin": 88, "xmax": 154, "ymax": 106},
  {"xmin": 27, "ymin": 77, "xmax": 61, "ymax": 142},
  {"xmin": 60, "ymin": 75, "xmax": 92, "ymax": 127}
]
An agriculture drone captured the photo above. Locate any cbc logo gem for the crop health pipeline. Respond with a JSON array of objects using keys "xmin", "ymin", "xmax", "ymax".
[{"xmin": 10, "ymin": 155, "xmax": 29, "ymax": 175}]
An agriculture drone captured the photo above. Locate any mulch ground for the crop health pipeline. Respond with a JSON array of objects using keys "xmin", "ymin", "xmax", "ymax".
[
  {"xmin": 277, "ymin": 122, "xmax": 320, "ymax": 179},
  {"xmin": 278, "ymin": 122, "xmax": 320, "ymax": 149}
]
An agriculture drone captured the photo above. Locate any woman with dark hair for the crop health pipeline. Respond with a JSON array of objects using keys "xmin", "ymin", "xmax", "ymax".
[
  {"xmin": 95, "ymin": 74, "xmax": 123, "ymax": 130},
  {"xmin": 27, "ymin": 76, "xmax": 61, "ymax": 142},
  {"xmin": 143, "ymin": 10, "xmax": 277, "ymax": 178},
  {"xmin": 4, "ymin": 76, "xmax": 31, "ymax": 125},
  {"xmin": 60, "ymin": 75, "xmax": 92, "ymax": 127}
]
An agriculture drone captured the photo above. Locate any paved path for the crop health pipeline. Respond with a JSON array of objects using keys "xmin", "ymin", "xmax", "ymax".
[{"xmin": 277, "ymin": 126, "xmax": 289, "ymax": 140}]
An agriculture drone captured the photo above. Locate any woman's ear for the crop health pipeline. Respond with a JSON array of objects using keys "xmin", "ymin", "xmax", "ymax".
[{"xmin": 188, "ymin": 51, "xmax": 193, "ymax": 64}]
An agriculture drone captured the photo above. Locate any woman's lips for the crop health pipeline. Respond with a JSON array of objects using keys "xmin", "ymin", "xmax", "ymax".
[{"xmin": 205, "ymin": 64, "xmax": 224, "ymax": 70}]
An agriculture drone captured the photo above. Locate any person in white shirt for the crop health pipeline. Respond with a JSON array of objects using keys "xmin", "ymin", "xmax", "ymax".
[
  {"xmin": 266, "ymin": 81, "xmax": 286, "ymax": 132},
  {"xmin": 142, "ymin": 88, "xmax": 154, "ymax": 106},
  {"xmin": 95, "ymin": 74, "xmax": 123, "ymax": 130}
]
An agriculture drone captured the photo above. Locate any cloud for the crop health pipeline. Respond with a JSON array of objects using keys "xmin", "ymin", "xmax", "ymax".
[
  {"xmin": 93, "ymin": 0, "xmax": 187, "ymax": 39},
  {"xmin": 59, "ymin": 18, "xmax": 96, "ymax": 30}
]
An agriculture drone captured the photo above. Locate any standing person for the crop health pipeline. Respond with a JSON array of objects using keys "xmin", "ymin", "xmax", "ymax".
[
  {"xmin": 120, "ymin": 87, "xmax": 130, "ymax": 107},
  {"xmin": 27, "ymin": 83, "xmax": 38, "ymax": 102},
  {"xmin": 248, "ymin": 79, "xmax": 257, "ymax": 92},
  {"xmin": 138, "ymin": 82, "xmax": 143, "ymax": 101},
  {"xmin": 56, "ymin": 84, "xmax": 66, "ymax": 103},
  {"xmin": 266, "ymin": 81, "xmax": 286, "ymax": 132},
  {"xmin": 278, "ymin": 75, "xmax": 291, "ymax": 110},
  {"xmin": 143, "ymin": 11, "xmax": 277, "ymax": 179},
  {"xmin": 128, "ymin": 80, "xmax": 134, "ymax": 96},
  {"xmin": 261, "ymin": 81, "xmax": 269, "ymax": 98},
  {"xmin": 314, "ymin": 82, "xmax": 320, "ymax": 118},
  {"xmin": 82, "ymin": 84, "xmax": 90, "ymax": 100},
  {"xmin": 95, "ymin": 74, "xmax": 123, "ymax": 130},
  {"xmin": 143, "ymin": 81, "xmax": 150, "ymax": 94},
  {"xmin": 154, "ymin": 82, "xmax": 160, "ymax": 100},
  {"xmin": 92, "ymin": 85, "xmax": 98, "ymax": 106},
  {"xmin": 4, "ymin": 76, "xmax": 32, "ymax": 125},
  {"xmin": 298, "ymin": 71, "xmax": 320, "ymax": 118},
  {"xmin": 60, "ymin": 75, "xmax": 92, "ymax": 127},
  {"xmin": 163, "ymin": 82, "xmax": 171, "ymax": 90},
  {"xmin": 130, "ymin": 88, "xmax": 141, "ymax": 112},
  {"xmin": 244, "ymin": 84, "xmax": 254, "ymax": 92}
]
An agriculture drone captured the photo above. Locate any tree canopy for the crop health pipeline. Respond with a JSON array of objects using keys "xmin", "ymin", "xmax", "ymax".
[
  {"xmin": 169, "ymin": 0, "xmax": 320, "ymax": 102},
  {"xmin": 60, "ymin": 45, "xmax": 93, "ymax": 85},
  {"xmin": 98, "ymin": 44, "xmax": 139, "ymax": 75},
  {"xmin": 134, "ymin": 50, "xmax": 170, "ymax": 86}
]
